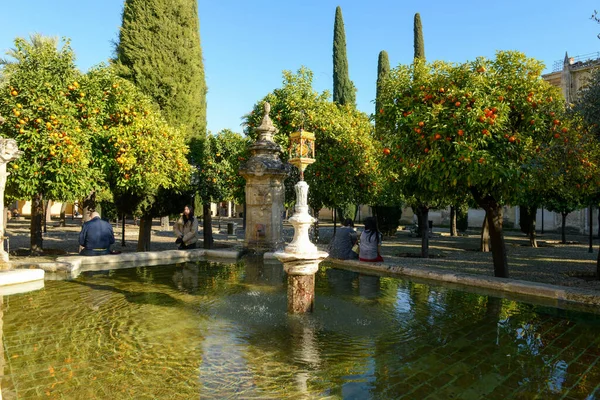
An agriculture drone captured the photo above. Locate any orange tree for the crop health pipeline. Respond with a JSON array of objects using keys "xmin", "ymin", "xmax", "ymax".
[
  {"xmin": 66, "ymin": 65, "xmax": 191, "ymax": 251},
  {"xmin": 190, "ymin": 129, "xmax": 250, "ymax": 248},
  {"xmin": 377, "ymin": 51, "xmax": 576, "ymax": 277},
  {"xmin": 0, "ymin": 36, "xmax": 97, "ymax": 253},
  {"xmin": 244, "ymin": 68, "xmax": 382, "ymax": 238},
  {"xmin": 79, "ymin": 66, "xmax": 192, "ymax": 251},
  {"xmin": 542, "ymin": 115, "xmax": 600, "ymax": 244}
]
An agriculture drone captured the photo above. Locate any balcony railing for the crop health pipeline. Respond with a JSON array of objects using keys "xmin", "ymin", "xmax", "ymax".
[{"xmin": 552, "ymin": 51, "xmax": 600, "ymax": 72}]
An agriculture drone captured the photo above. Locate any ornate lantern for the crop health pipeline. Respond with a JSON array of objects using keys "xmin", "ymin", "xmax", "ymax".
[{"xmin": 288, "ymin": 129, "xmax": 315, "ymax": 180}]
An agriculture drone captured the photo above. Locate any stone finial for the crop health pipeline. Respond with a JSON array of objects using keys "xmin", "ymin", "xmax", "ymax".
[
  {"xmin": 256, "ymin": 102, "xmax": 277, "ymax": 142},
  {"xmin": 0, "ymin": 138, "xmax": 22, "ymax": 163}
]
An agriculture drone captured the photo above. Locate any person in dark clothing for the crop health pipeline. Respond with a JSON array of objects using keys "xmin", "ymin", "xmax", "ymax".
[
  {"xmin": 328, "ymin": 218, "xmax": 359, "ymax": 260},
  {"xmin": 79, "ymin": 211, "xmax": 115, "ymax": 256}
]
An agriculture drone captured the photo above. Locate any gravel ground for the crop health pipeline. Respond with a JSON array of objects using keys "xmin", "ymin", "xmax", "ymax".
[{"xmin": 6, "ymin": 217, "xmax": 600, "ymax": 291}]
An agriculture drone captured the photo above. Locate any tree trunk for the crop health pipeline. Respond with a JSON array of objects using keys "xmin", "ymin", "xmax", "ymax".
[
  {"xmin": 597, "ymin": 244, "xmax": 600, "ymax": 279},
  {"xmin": 597, "ymin": 208, "xmax": 600, "ymax": 238},
  {"xmin": 44, "ymin": 200, "xmax": 52, "ymax": 233},
  {"xmin": 527, "ymin": 206, "xmax": 537, "ymax": 248},
  {"xmin": 30, "ymin": 193, "xmax": 44, "ymax": 254},
  {"xmin": 82, "ymin": 191, "xmax": 96, "ymax": 222},
  {"xmin": 59, "ymin": 202, "xmax": 67, "ymax": 227},
  {"xmin": 418, "ymin": 205, "xmax": 429, "ymax": 258},
  {"xmin": 136, "ymin": 214, "xmax": 153, "ymax": 252},
  {"xmin": 486, "ymin": 204, "xmax": 509, "ymax": 278},
  {"xmin": 450, "ymin": 206, "xmax": 458, "ymax": 237},
  {"xmin": 480, "ymin": 214, "xmax": 490, "ymax": 253},
  {"xmin": 561, "ymin": 212, "xmax": 568, "ymax": 244},
  {"xmin": 121, "ymin": 214, "xmax": 126, "ymax": 247},
  {"xmin": 333, "ymin": 208, "xmax": 337, "ymax": 236},
  {"xmin": 203, "ymin": 203, "xmax": 213, "ymax": 249},
  {"xmin": 590, "ymin": 206, "xmax": 594, "ymax": 254},
  {"xmin": 472, "ymin": 189, "xmax": 508, "ymax": 278},
  {"xmin": 43, "ymin": 200, "xmax": 48, "ymax": 234}
]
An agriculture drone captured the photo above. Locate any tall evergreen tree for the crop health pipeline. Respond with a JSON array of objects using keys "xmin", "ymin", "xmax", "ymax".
[
  {"xmin": 333, "ymin": 6, "xmax": 356, "ymax": 107},
  {"xmin": 413, "ymin": 13, "xmax": 425, "ymax": 61},
  {"xmin": 115, "ymin": 0, "xmax": 207, "ymax": 140},
  {"xmin": 376, "ymin": 50, "xmax": 390, "ymax": 114},
  {"xmin": 374, "ymin": 50, "xmax": 401, "ymax": 236}
]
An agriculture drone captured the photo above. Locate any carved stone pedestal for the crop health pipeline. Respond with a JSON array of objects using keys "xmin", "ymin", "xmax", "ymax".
[{"xmin": 274, "ymin": 180, "xmax": 328, "ymax": 314}]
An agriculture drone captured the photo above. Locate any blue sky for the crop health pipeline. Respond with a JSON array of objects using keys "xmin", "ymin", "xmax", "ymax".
[{"xmin": 1, "ymin": 1, "xmax": 599, "ymax": 134}]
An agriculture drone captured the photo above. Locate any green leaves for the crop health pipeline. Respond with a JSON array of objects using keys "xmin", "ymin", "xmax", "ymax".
[
  {"xmin": 191, "ymin": 129, "xmax": 250, "ymax": 205},
  {"xmin": 0, "ymin": 35, "xmax": 95, "ymax": 202},
  {"xmin": 376, "ymin": 50, "xmax": 586, "ymax": 211},
  {"xmin": 244, "ymin": 67, "xmax": 381, "ymax": 210}
]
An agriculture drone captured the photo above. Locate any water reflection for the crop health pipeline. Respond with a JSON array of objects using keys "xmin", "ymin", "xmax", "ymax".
[
  {"xmin": 172, "ymin": 263, "xmax": 199, "ymax": 294},
  {"xmin": 0, "ymin": 263, "xmax": 599, "ymax": 399}
]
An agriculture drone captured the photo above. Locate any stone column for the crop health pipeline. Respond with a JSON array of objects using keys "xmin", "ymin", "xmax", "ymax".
[
  {"xmin": 275, "ymin": 179, "xmax": 328, "ymax": 314},
  {"xmin": 0, "ymin": 118, "xmax": 23, "ymax": 262},
  {"xmin": 239, "ymin": 103, "xmax": 289, "ymax": 252}
]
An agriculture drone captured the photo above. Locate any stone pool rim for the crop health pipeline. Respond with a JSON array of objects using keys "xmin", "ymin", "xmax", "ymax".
[{"xmin": 3, "ymin": 250, "xmax": 600, "ymax": 309}]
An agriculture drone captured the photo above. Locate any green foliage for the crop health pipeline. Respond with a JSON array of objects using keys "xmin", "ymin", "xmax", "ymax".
[
  {"xmin": 80, "ymin": 66, "xmax": 192, "ymax": 217},
  {"xmin": 0, "ymin": 35, "xmax": 96, "ymax": 202},
  {"xmin": 376, "ymin": 51, "xmax": 579, "ymax": 209},
  {"xmin": 244, "ymin": 67, "xmax": 381, "ymax": 211},
  {"xmin": 333, "ymin": 6, "xmax": 356, "ymax": 107},
  {"xmin": 413, "ymin": 13, "xmax": 425, "ymax": 61},
  {"xmin": 191, "ymin": 129, "xmax": 250, "ymax": 205},
  {"xmin": 114, "ymin": 0, "xmax": 207, "ymax": 140},
  {"xmin": 376, "ymin": 50, "xmax": 390, "ymax": 116},
  {"xmin": 373, "ymin": 206, "xmax": 403, "ymax": 237},
  {"xmin": 574, "ymin": 68, "xmax": 600, "ymax": 138},
  {"xmin": 456, "ymin": 206, "xmax": 469, "ymax": 232}
]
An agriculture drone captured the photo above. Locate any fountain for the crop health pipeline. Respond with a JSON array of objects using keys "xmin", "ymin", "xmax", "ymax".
[
  {"xmin": 239, "ymin": 103, "xmax": 289, "ymax": 253},
  {"xmin": 274, "ymin": 129, "xmax": 328, "ymax": 313}
]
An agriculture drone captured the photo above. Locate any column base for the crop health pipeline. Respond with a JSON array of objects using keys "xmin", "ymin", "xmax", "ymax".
[{"xmin": 287, "ymin": 274, "xmax": 315, "ymax": 313}]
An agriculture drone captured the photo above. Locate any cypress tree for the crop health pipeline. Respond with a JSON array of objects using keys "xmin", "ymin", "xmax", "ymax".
[
  {"xmin": 376, "ymin": 50, "xmax": 390, "ymax": 114},
  {"xmin": 115, "ymin": 0, "xmax": 207, "ymax": 140},
  {"xmin": 414, "ymin": 13, "xmax": 425, "ymax": 61},
  {"xmin": 333, "ymin": 6, "xmax": 356, "ymax": 107}
]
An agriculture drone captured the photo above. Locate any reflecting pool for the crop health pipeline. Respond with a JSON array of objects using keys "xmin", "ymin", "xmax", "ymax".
[{"xmin": 1, "ymin": 259, "xmax": 600, "ymax": 399}]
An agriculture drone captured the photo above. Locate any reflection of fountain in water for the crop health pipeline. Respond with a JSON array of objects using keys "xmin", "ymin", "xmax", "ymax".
[{"xmin": 289, "ymin": 315, "xmax": 321, "ymax": 396}]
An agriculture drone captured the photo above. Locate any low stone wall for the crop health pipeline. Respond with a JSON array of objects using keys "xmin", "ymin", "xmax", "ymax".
[{"xmin": 42, "ymin": 249, "xmax": 242, "ymax": 279}]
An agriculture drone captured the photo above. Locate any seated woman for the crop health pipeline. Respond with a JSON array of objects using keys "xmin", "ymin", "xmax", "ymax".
[
  {"xmin": 359, "ymin": 217, "xmax": 384, "ymax": 262},
  {"xmin": 173, "ymin": 205, "xmax": 199, "ymax": 250},
  {"xmin": 328, "ymin": 218, "xmax": 358, "ymax": 260}
]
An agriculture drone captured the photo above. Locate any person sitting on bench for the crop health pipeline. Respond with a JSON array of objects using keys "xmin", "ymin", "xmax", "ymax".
[{"xmin": 79, "ymin": 211, "xmax": 115, "ymax": 256}]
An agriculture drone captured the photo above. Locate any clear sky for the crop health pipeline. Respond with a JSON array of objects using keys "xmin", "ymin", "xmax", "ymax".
[{"xmin": 1, "ymin": 1, "xmax": 599, "ymax": 135}]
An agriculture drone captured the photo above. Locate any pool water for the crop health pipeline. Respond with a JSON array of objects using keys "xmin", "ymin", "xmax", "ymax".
[{"xmin": 1, "ymin": 259, "xmax": 599, "ymax": 399}]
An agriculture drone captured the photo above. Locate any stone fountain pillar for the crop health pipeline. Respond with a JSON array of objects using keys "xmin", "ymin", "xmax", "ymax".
[
  {"xmin": 0, "ymin": 117, "xmax": 22, "ymax": 262},
  {"xmin": 274, "ymin": 181, "xmax": 328, "ymax": 313},
  {"xmin": 239, "ymin": 103, "xmax": 289, "ymax": 253}
]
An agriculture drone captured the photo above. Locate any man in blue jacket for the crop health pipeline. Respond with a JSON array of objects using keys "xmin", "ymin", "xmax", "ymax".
[{"xmin": 79, "ymin": 211, "xmax": 115, "ymax": 256}]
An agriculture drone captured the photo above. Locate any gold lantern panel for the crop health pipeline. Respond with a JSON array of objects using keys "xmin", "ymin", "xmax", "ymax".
[{"xmin": 288, "ymin": 129, "xmax": 316, "ymax": 179}]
